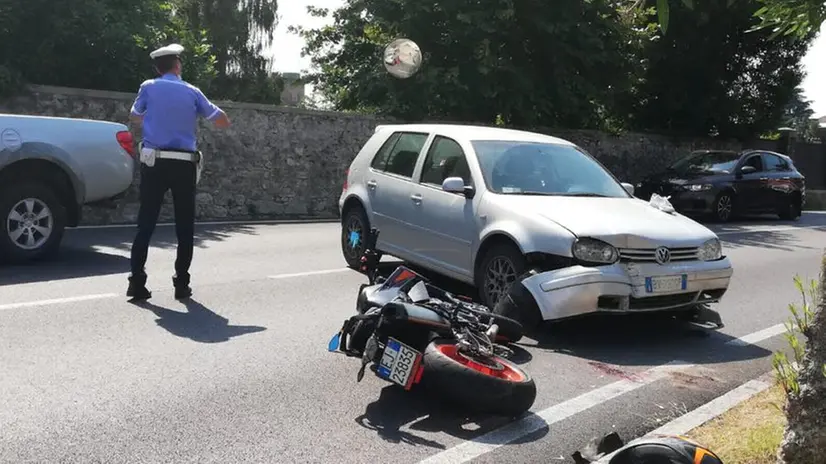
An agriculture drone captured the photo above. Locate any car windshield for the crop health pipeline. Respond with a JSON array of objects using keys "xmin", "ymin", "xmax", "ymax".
[
  {"xmin": 669, "ymin": 151, "xmax": 740, "ymax": 174},
  {"xmin": 470, "ymin": 140, "xmax": 630, "ymax": 197}
]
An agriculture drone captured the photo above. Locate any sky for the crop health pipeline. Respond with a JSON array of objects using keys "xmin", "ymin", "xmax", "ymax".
[{"xmin": 266, "ymin": 2, "xmax": 825, "ymax": 118}]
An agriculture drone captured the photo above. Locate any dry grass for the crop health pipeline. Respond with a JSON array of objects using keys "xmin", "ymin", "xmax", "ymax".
[{"xmin": 686, "ymin": 383, "xmax": 787, "ymax": 464}]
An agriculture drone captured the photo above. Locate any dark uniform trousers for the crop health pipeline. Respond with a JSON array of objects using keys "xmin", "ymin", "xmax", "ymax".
[{"xmin": 130, "ymin": 155, "xmax": 197, "ymax": 287}]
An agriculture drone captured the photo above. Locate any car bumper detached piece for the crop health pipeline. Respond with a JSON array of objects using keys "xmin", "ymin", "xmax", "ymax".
[{"xmin": 519, "ymin": 258, "xmax": 733, "ymax": 321}]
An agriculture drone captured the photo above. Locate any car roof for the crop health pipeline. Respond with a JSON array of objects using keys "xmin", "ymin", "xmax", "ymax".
[
  {"xmin": 374, "ymin": 123, "xmax": 576, "ymax": 146},
  {"xmin": 691, "ymin": 148, "xmax": 792, "ymax": 161}
]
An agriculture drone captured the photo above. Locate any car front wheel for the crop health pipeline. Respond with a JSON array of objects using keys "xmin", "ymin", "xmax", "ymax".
[
  {"xmin": 713, "ymin": 192, "xmax": 734, "ymax": 222},
  {"xmin": 475, "ymin": 241, "xmax": 527, "ymax": 309}
]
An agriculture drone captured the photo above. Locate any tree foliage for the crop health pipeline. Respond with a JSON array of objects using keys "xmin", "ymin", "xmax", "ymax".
[
  {"xmin": 295, "ymin": 0, "xmax": 814, "ymax": 138},
  {"xmin": 0, "ymin": 0, "xmax": 283, "ymax": 104},
  {"xmin": 293, "ymin": 0, "xmax": 653, "ymax": 131},
  {"xmin": 782, "ymin": 88, "xmax": 820, "ymax": 141},
  {"xmin": 618, "ymin": 0, "xmax": 814, "ymax": 139},
  {"xmin": 650, "ymin": 0, "xmax": 825, "ymax": 39},
  {"xmin": 175, "ymin": 0, "xmax": 283, "ymax": 102}
]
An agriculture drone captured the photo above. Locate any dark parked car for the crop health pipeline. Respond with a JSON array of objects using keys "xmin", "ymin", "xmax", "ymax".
[{"xmin": 635, "ymin": 149, "xmax": 805, "ymax": 222}]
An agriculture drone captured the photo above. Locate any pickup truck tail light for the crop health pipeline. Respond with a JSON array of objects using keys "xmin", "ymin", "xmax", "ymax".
[
  {"xmin": 342, "ymin": 168, "xmax": 349, "ymax": 193},
  {"xmin": 116, "ymin": 131, "xmax": 136, "ymax": 158}
]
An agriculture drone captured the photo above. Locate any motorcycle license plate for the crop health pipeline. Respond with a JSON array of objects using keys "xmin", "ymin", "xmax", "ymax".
[{"xmin": 377, "ymin": 337, "xmax": 422, "ymax": 390}]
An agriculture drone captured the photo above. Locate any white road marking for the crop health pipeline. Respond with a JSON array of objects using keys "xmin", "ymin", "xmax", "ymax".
[
  {"xmin": 715, "ymin": 224, "xmax": 824, "ymax": 235},
  {"xmin": 72, "ymin": 218, "xmax": 338, "ymax": 230},
  {"xmin": 417, "ymin": 323, "xmax": 788, "ymax": 464},
  {"xmin": 0, "ymin": 269, "xmax": 355, "ymax": 310},
  {"xmin": 593, "ymin": 375, "xmax": 774, "ymax": 463},
  {"xmin": 724, "ymin": 323, "xmax": 787, "ymax": 346},
  {"xmin": 267, "ymin": 268, "xmax": 352, "ymax": 279},
  {"xmin": 0, "ymin": 293, "xmax": 119, "ymax": 311}
]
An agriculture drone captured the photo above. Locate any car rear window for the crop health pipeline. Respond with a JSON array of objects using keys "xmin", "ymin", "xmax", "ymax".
[{"xmin": 370, "ymin": 131, "xmax": 428, "ymax": 178}]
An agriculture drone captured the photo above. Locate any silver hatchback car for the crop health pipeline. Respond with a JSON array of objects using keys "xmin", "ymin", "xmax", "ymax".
[{"xmin": 338, "ymin": 124, "xmax": 733, "ymax": 324}]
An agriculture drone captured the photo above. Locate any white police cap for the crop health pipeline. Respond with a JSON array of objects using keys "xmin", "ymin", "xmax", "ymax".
[{"xmin": 150, "ymin": 43, "xmax": 185, "ymax": 59}]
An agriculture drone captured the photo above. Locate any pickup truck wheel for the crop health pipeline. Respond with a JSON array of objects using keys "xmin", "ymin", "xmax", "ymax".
[{"xmin": 0, "ymin": 182, "xmax": 67, "ymax": 263}]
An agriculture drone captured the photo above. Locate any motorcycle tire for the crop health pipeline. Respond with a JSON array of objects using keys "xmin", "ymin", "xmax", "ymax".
[{"xmin": 420, "ymin": 339, "xmax": 537, "ymax": 417}]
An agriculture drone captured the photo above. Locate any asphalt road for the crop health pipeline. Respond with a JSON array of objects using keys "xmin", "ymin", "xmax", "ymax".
[{"xmin": 1, "ymin": 213, "xmax": 825, "ymax": 464}]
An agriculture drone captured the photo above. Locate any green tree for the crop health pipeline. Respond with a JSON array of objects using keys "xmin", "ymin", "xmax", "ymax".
[
  {"xmin": 293, "ymin": 0, "xmax": 651, "ymax": 130},
  {"xmin": 618, "ymin": 0, "xmax": 813, "ymax": 139},
  {"xmin": 176, "ymin": 0, "xmax": 284, "ymax": 103},
  {"xmin": 0, "ymin": 0, "xmax": 215, "ymax": 95},
  {"xmin": 781, "ymin": 88, "xmax": 820, "ymax": 141},
  {"xmin": 648, "ymin": 0, "xmax": 825, "ymax": 39}
]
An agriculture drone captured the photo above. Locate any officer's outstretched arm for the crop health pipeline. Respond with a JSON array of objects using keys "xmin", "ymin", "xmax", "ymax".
[
  {"xmin": 195, "ymin": 88, "xmax": 231, "ymax": 128},
  {"xmin": 213, "ymin": 111, "xmax": 231, "ymax": 128}
]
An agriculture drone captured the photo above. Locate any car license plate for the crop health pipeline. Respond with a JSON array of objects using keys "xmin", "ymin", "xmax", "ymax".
[
  {"xmin": 645, "ymin": 275, "xmax": 687, "ymax": 293},
  {"xmin": 377, "ymin": 337, "xmax": 422, "ymax": 390}
]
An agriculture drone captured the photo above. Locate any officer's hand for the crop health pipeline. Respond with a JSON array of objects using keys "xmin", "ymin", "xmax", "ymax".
[{"xmin": 214, "ymin": 111, "xmax": 231, "ymax": 128}]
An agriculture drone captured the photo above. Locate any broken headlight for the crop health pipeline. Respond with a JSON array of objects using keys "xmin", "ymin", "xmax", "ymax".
[{"xmin": 572, "ymin": 238, "xmax": 619, "ymax": 265}]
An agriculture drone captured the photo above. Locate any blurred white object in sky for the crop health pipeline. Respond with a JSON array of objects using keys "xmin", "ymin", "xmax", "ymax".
[{"xmin": 383, "ymin": 38, "xmax": 422, "ymax": 79}]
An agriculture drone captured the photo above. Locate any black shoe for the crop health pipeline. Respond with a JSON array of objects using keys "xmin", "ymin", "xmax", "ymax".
[
  {"xmin": 127, "ymin": 283, "xmax": 152, "ymax": 300},
  {"xmin": 173, "ymin": 276, "xmax": 192, "ymax": 299},
  {"xmin": 174, "ymin": 285, "xmax": 192, "ymax": 300}
]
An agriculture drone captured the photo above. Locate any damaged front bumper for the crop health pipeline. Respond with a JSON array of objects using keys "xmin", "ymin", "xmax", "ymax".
[{"xmin": 520, "ymin": 257, "xmax": 733, "ymax": 321}]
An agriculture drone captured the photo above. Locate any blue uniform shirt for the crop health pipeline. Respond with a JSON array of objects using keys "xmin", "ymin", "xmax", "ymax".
[{"xmin": 130, "ymin": 73, "xmax": 222, "ymax": 152}]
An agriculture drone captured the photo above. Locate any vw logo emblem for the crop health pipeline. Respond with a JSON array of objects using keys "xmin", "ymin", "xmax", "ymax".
[{"xmin": 654, "ymin": 247, "xmax": 671, "ymax": 264}]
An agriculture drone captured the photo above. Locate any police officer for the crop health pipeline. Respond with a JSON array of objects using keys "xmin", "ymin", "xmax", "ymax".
[{"xmin": 127, "ymin": 43, "xmax": 231, "ymax": 301}]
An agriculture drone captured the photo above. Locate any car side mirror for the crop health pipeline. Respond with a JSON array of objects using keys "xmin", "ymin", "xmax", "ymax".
[
  {"xmin": 621, "ymin": 182, "xmax": 635, "ymax": 196},
  {"xmin": 442, "ymin": 176, "xmax": 475, "ymax": 199},
  {"xmin": 737, "ymin": 165, "xmax": 757, "ymax": 178}
]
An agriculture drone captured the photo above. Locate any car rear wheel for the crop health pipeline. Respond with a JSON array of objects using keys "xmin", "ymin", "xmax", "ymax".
[
  {"xmin": 712, "ymin": 192, "xmax": 734, "ymax": 222},
  {"xmin": 778, "ymin": 194, "xmax": 802, "ymax": 221},
  {"xmin": 0, "ymin": 181, "xmax": 66, "ymax": 264},
  {"xmin": 475, "ymin": 241, "xmax": 527, "ymax": 309},
  {"xmin": 341, "ymin": 204, "xmax": 370, "ymax": 269}
]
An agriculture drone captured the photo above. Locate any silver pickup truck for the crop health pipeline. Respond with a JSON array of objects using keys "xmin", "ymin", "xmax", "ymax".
[{"xmin": 0, "ymin": 114, "xmax": 136, "ymax": 263}]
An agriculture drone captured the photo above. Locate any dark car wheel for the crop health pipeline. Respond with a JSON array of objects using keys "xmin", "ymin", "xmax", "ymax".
[
  {"xmin": 475, "ymin": 241, "xmax": 527, "ymax": 309},
  {"xmin": 0, "ymin": 181, "xmax": 66, "ymax": 264},
  {"xmin": 712, "ymin": 191, "xmax": 734, "ymax": 222},
  {"xmin": 778, "ymin": 194, "xmax": 802, "ymax": 221},
  {"xmin": 341, "ymin": 204, "xmax": 370, "ymax": 269}
]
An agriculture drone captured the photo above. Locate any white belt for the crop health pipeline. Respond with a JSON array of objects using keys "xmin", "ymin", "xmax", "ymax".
[
  {"xmin": 139, "ymin": 147, "xmax": 205, "ymax": 185},
  {"xmin": 157, "ymin": 150, "xmax": 196, "ymax": 162}
]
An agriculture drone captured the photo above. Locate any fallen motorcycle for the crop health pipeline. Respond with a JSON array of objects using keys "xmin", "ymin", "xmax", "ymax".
[{"xmin": 327, "ymin": 228, "xmax": 537, "ymax": 417}]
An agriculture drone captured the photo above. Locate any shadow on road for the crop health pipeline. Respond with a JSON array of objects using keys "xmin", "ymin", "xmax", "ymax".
[
  {"xmin": 0, "ymin": 223, "xmax": 256, "ymax": 286},
  {"xmin": 719, "ymin": 228, "xmax": 817, "ymax": 251},
  {"xmin": 130, "ymin": 298, "xmax": 266, "ymax": 343},
  {"xmin": 524, "ymin": 313, "xmax": 771, "ymax": 368},
  {"xmin": 707, "ymin": 213, "xmax": 826, "ymax": 251},
  {"xmin": 355, "ymin": 384, "xmax": 548, "ymax": 449}
]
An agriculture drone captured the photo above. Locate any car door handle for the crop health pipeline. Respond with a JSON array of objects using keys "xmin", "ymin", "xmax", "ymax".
[
  {"xmin": 367, "ymin": 180, "xmax": 377, "ymax": 190},
  {"xmin": 759, "ymin": 177, "xmax": 768, "ymax": 181},
  {"xmin": 410, "ymin": 194, "xmax": 422, "ymax": 204}
]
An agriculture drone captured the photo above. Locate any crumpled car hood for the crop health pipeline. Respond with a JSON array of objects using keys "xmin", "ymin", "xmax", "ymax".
[{"xmin": 496, "ymin": 195, "xmax": 718, "ymax": 248}]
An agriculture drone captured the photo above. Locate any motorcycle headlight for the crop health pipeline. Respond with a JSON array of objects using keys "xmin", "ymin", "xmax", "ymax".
[
  {"xmin": 572, "ymin": 238, "xmax": 619, "ymax": 264},
  {"xmin": 698, "ymin": 238, "xmax": 722, "ymax": 261}
]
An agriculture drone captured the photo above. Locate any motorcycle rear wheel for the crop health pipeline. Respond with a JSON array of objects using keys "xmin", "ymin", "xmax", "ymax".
[{"xmin": 420, "ymin": 339, "xmax": 536, "ymax": 417}]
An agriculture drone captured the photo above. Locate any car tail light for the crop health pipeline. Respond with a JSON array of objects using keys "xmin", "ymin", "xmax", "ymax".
[
  {"xmin": 116, "ymin": 131, "xmax": 136, "ymax": 158},
  {"xmin": 342, "ymin": 168, "xmax": 349, "ymax": 193}
]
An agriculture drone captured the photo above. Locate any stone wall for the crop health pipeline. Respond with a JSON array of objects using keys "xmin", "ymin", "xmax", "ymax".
[{"xmin": 1, "ymin": 85, "xmax": 742, "ymax": 225}]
